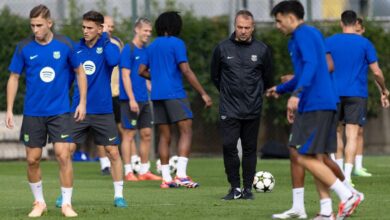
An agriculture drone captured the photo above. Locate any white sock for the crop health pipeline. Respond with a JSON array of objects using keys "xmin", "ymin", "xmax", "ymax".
[
  {"xmin": 336, "ymin": 159, "xmax": 344, "ymax": 171},
  {"xmin": 176, "ymin": 157, "xmax": 188, "ymax": 178},
  {"xmin": 292, "ymin": 188, "xmax": 305, "ymax": 212},
  {"xmin": 113, "ymin": 181, "xmax": 124, "ymax": 198},
  {"xmin": 100, "ymin": 157, "xmax": 111, "ymax": 169},
  {"xmin": 61, "ymin": 187, "xmax": 73, "ymax": 206},
  {"xmin": 355, "ymin": 155, "xmax": 363, "ymax": 170},
  {"xmin": 330, "ymin": 179, "xmax": 352, "ymax": 202},
  {"xmin": 131, "ymin": 155, "xmax": 138, "ymax": 163},
  {"xmin": 330, "ymin": 153, "xmax": 336, "ymax": 161},
  {"xmin": 124, "ymin": 164, "xmax": 133, "ymax": 175},
  {"xmin": 344, "ymin": 163, "xmax": 353, "ymax": 181},
  {"xmin": 161, "ymin": 164, "xmax": 172, "ymax": 182},
  {"xmin": 139, "ymin": 163, "xmax": 149, "ymax": 175},
  {"xmin": 342, "ymin": 179, "xmax": 357, "ymax": 194},
  {"xmin": 29, "ymin": 181, "xmax": 45, "ymax": 203},
  {"xmin": 319, "ymin": 198, "xmax": 332, "ymax": 216}
]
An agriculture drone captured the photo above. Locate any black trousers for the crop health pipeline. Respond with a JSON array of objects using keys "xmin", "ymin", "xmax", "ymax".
[{"xmin": 220, "ymin": 117, "xmax": 260, "ymax": 189}]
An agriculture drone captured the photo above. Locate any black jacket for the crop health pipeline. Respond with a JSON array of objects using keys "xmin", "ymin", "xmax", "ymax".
[{"xmin": 211, "ymin": 33, "xmax": 273, "ymax": 119}]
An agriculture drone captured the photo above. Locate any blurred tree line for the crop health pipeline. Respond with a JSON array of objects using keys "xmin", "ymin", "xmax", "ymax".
[{"xmin": 1, "ymin": 1, "xmax": 389, "ymax": 145}]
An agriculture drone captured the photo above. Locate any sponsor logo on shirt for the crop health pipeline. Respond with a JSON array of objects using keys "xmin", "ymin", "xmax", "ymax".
[
  {"xmin": 96, "ymin": 47, "xmax": 103, "ymax": 54},
  {"xmin": 135, "ymin": 56, "xmax": 140, "ymax": 60},
  {"xmin": 251, "ymin": 55, "xmax": 257, "ymax": 62},
  {"xmin": 29, "ymin": 55, "xmax": 38, "ymax": 60},
  {"xmin": 82, "ymin": 60, "xmax": 96, "ymax": 75},
  {"xmin": 53, "ymin": 51, "xmax": 61, "ymax": 59},
  {"xmin": 40, "ymin": 66, "xmax": 56, "ymax": 83}
]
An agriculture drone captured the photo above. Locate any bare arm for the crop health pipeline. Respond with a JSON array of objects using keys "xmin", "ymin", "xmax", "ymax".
[
  {"xmin": 5, "ymin": 73, "xmax": 19, "ymax": 129},
  {"xmin": 326, "ymin": 53, "xmax": 334, "ymax": 73},
  {"xmin": 370, "ymin": 62, "xmax": 389, "ymax": 95},
  {"xmin": 74, "ymin": 65, "xmax": 87, "ymax": 121},
  {"xmin": 179, "ymin": 62, "xmax": 212, "ymax": 107},
  {"xmin": 139, "ymin": 64, "xmax": 150, "ymax": 79},
  {"xmin": 122, "ymin": 68, "xmax": 139, "ymax": 113}
]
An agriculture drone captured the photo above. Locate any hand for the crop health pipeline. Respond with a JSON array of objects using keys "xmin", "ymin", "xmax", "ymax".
[
  {"xmin": 129, "ymin": 100, "xmax": 139, "ymax": 113},
  {"xmin": 266, "ymin": 86, "xmax": 280, "ymax": 98},
  {"xmin": 280, "ymin": 74, "xmax": 294, "ymax": 83},
  {"xmin": 74, "ymin": 104, "xmax": 86, "ymax": 122},
  {"xmin": 287, "ymin": 96, "xmax": 299, "ymax": 122},
  {"xmin": 381, "ymin": 93, "xmax": 390, "ymax": 108},
  {"xmin": 201, "ymin": 94, "xmax": 213, "ymax": 108},
  {"xmin": 102, "ymin": 23, "xmax": 108, "ymax": 33},
  {"xmin": 5, "ymin": 111, "xmax": 14, "ymax": 129},
  {"xmin": 287, "ymin": 108, "xmax": 295, "ymax": 124}
]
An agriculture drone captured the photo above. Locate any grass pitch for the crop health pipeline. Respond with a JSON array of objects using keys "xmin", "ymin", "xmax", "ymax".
[{"xmin": 0, "ymin": 156, "xmax": 389, "ymax": 219}]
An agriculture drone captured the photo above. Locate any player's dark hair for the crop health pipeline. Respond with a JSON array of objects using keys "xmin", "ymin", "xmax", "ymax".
[
  {"xmin": 270, "ymin": 0, "xmax": 305, "ymax": 19},
  {"xmin": 134, "ymin": 17, "xmax": 151, "ymax": 29},
  {"xmin": 155, "ymin": 11, "xmax": 182, "ymax": 37},
  {"xmin": 83, "ymin": 10, "xmax": 104, "ymax": 25},
  {"xmin": 235, "ymin": 10, "xmax": 254, "ymax": 24},
  {"xmin": 30, "ymin": 4, "xmax": 51, "ymax": 19},
  {"xmin": 356, "ymin": 17, "xmax": 364, "ymax": 27},
  {"xmin": 341, "ymin": 10, "xmax": 357, "ymax": 26}
]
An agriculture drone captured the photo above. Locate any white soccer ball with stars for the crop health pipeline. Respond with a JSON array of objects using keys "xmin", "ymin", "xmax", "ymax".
[
  {"xmin": 131, "ymin": 155, "xmax": 141, "ymax": 174},
  {"xmin": 253, "ymin": 171, "xmax": 275, "ymax": 192},
  {"xmin": 155, "ymin": 156, "xmax": 178, "ymax": 175},
  {"xmin": 169, "ymin": 155, "xmax": 179, "ymax": 174}
]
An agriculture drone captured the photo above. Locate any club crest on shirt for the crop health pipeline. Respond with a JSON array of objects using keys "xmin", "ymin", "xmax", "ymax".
[
  {"xmin": 251, "ymin": 55, "xmax": 257, "ymax": 62},
  {"xmin": 53, "ymin": 51, "xmax": 61, "ymax": 59},
  {"xmin": 96, "ymin": 47, "xmax": 103, "ymax": 54}
]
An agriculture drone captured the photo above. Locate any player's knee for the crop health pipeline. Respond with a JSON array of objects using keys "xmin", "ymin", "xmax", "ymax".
[
  {"xmin": 107, "ymin": 149, "xmax": 121, "ymax": 161},
  {"xmin": 26, "ymin": 157, "xmax": 40, "ymax": 167},
  {"xmin": 55, "ymin": 152, "xmax": 70, "ymax": 164},
  {"xmin": 141, "ymin": 131, "xmax": 152, "ymax": 142}
]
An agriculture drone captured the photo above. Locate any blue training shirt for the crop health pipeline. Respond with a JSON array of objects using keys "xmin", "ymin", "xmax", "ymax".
[
  {"xmin": 8, "ymin": 34, "xmax": 79, "ymax": 116},
  {"xmin": 325, "ymin": 33, "xmax": 377, "ymax": 98},
  {"xmin": 119, "ymin": 43, "xmax": 149, "ymax": 102},
  {"xmin": 71, "ymin": 32, "xmax": 120, "ymax": 114},
  {"xmin": 276, "ymin": 24, "xmax": 338, "ymax": 113},
  {"xmin": 140, "ymin": 36, "xmax": 188, "ymax": 100}
]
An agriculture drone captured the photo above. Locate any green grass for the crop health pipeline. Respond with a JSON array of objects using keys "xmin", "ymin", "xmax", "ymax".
[{"xmin": 1, "ymin": 156, "xmax": 390, "ymax": 219}]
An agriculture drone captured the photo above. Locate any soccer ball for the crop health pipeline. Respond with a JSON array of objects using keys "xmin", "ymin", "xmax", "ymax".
[
  {"xmin": 253, "ymin": 171, "xmax": 275, "ymax": 192},
  {"xmin": 131, "ymin": 155, "xmax": 141, "ymax": 174},
  {"xmin": 155, "ymin": 156, "xmax": 178, "ymax": 174},
  {"xmin": 169, "ymin": 155, "xmax": 179, "ymax": 174}
]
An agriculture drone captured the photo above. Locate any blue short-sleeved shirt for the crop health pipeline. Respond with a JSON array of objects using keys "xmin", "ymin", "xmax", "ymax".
[
  {"xmin": 119, "ymin": 43, "xmax": 148, "ymax": 102},
  {"xmin": 326, "ymin": 33, "xmax": 377, "ymax": 98},
  {"xmin": 71, "ymin": 32, "xmax": 120, "ymax": 114},
  {"xmin": 8, "ymin": 34, "xmax": 79, "ymax": 116},
  {"xmin": 140, "ymin": 36, "xmax": 188, "ymax": 100},
  {"xmin": 276, "ymin": 24, "xmax": 338, "ymax": 113}
]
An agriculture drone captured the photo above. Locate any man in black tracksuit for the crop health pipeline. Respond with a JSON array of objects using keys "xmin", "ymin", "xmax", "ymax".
[{"xmin": 211, "ymin": 10, "xmax": 273, "ymax": 200}]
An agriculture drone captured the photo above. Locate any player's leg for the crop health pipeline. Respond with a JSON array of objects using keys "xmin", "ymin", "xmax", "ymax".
[
  {"xmin": 138, "ymin": 126, "xmax": 161, "ymax": 180},
  {"xmin": 120, "ymin": 100, "xmax": 138, "ymax": 181},
  {"xmin": 163, "ymin": 99, "xmax": 198, "ymax": 188},
  {"xmin": 335, "ymin": 123, "xmax": 344, "ymax": 171},
  {"xmin": 313, "ymin": 175, "xmax": 334, "ymax": 219},
  {"xmin": 240, "ymin": 117, "xmax": 260, "ymax": 200},
  {"xmin": 93, "ymin": 114, "xmax": 127, "ymax": 207},
  {"xmin": 121, "ymin": 130, "xmax": 138, "ymax": 181},
  {"xmin": 354, "ymin": 127, "xmax": 371, "ymax": 176},
  {"xmin": 48, "ymin": 114, "xmax": 77, "ymax": 217},
  {"xmin": 97, "ymin": 145, "xmax": 111, "ymax": 175},
  {"xmin": 343, "ymin": 123, "xmax": 359, "ymax": 183},
  {"xmin": 273, "ymin": 147, "xmax": 307, "ymax": 219}
]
